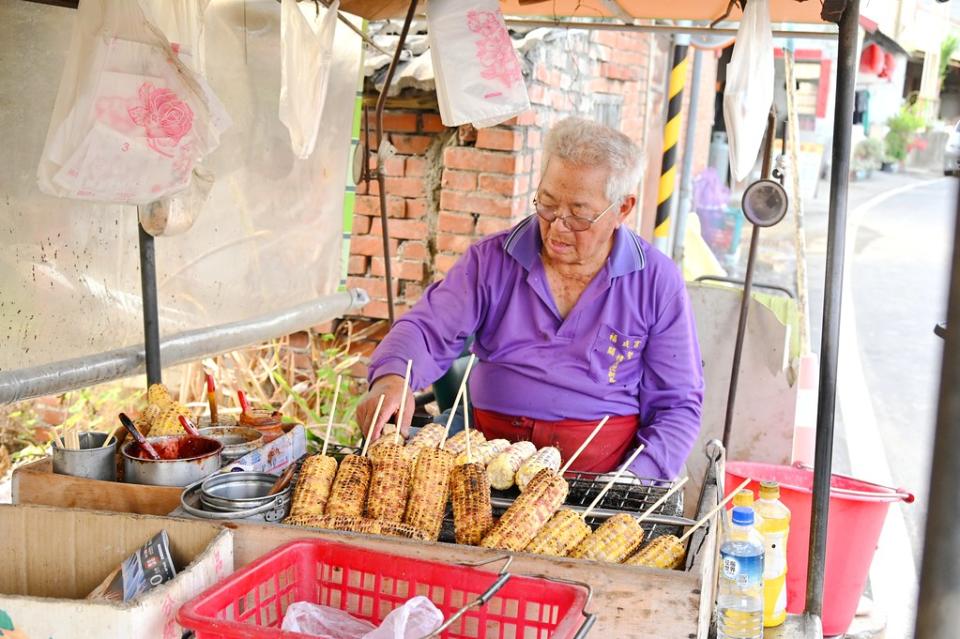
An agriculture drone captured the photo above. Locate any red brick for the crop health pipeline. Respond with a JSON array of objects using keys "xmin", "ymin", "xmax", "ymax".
[
  {"xmin": 351, "ymin": 214, "xmax": 372, "ymax": 235},
  {"xmin": 370, "ymin": 217, "xmax": 429, "ymax": 240},
  {"xmin": 385, "ymin": 176, "xmax": 426, "ymax": 198},
  {"xmin": 435, "ymin": 254, "xmax": 461, "ymax": 274},
  {"xmin": 436, "ymin": 234, "xmax": 474, "ymax": 253},
  {"xmin": 476, "ymin": 216, "xmax": 514, "ymax": 235},
  {"xmin": 550, "ymin": 91, "xmax": 570, "ymax": 110},
  {"xmin": 528, "ymin": 83, "xmax": 547, "ymax": 105},
  {"xmin": 421, "ymin": 113, "xmax": 446, "ymax": 133},
  {"xmin": 438, "ymin": 211, "xmax": 475, "ymax": 234},
  {"xmin": 382, "ymin": 155, "xmax": 405, "ymax": 176},
  {"xmin": 391, "ymin": 134, "xmax": 435, "ymax": 155},
  {"xmin": 501, "ymin": 110, "xmax": 538, "ymax": 127},
  {"xmin": 440, "ymin": 190, "xmax": 520, "ymax": 218},
  {"xmin": 443, "ymin": 147, "xmax": 522, "ymax": 174},
  {"xmin": 348, "ymin": 255, "xmax": 368, "ymax": 275},
  {"xmin": 405, "ymin": 156, "xmax": 428, "ymax": 177},
  {"xmin": 399, "ymin": 240, "xmax": 429, "ymax": 260},
  {"xmin": 366, "ymin": 111, "xmax": 418, "ymax": 133},
  {"xmin": 458, "ymin": 125, "xmax": 478, "ymax": 144},
  {"xmin": 404, "ymin": 282, "xmax": 425, "ymax": 299},
  {"xmin": 359, "ymin": 301, "xmax": 391, "ymax": 320},
  {"xmin": 441, "ymin": 169, "xmax": 477, "ymax": 191},
  {"xmin": 479, "ymin": 173, "xmax": 529, "ymax": 197},
  {"xmin": 355, "ymin": 194, "xmax": 405, "ymax": 218},
  {"xmin": 346, "ymin": 276, "xmax": 399, "ymax": 299},
  {"xmin": 527, "ymin": 128, "xmax": 542, "ymax": 149},
  {"xmin": 476, "ymin": 128, "xmax": 523, "ymax": 152},
  {"xmin": 350, "ymin": 235, "xmax": 398, "ymax": 257},
  {"xmin": 405, "ymin": 199, "xmax": 429, "ymax": 219},
  {"xmin": 371, "ymin": 257, "xmax": 425, "ymax": 281}
]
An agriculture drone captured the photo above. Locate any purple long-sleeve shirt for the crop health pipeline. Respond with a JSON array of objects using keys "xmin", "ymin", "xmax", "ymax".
[{"xmin": 369, "ymin": 215, "xmax": 704, "ymax": 479}]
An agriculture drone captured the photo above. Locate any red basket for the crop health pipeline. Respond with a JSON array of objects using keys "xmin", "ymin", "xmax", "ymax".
[{"xmin": 178, "ymin": 539, "xmax": 593, "ymax": 639}]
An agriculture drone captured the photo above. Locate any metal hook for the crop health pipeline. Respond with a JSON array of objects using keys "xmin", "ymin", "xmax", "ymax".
[{"xmin": 709, "ymin": 0, "xmax": 740, "ymax": 28}]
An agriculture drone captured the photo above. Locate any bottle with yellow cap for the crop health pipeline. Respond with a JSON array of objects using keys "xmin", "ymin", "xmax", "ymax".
[
  {"xmin": 755, "ymin": 481, "xmax": 790, "ymax": 627},
  {"xmin": 731, "ymin": 488, "xmax": 764, "ymax": 533}
]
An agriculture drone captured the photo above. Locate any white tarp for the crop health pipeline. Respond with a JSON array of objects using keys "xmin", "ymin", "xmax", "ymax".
[{"xmin": 0, "ymin": 0, "xmax": 362, "ymax": 371}]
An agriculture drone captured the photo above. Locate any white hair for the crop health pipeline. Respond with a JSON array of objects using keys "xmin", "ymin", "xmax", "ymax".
[{"xmin": 541, "ymin": 117, "xmax": 643, "ymax": 203}]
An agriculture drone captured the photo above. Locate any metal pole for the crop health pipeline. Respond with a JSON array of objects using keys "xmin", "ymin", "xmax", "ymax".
[
  {"xmin": 502, "ymin": 18, "xmax": 838, "ymax": 41},
  {"xmin": 913, "ymin": 185, "xmax": 960, "ymax": 638},
  {"xmin": 805, "ymin": 0, "xmax": 860, "ymax": 617},
  {"xmin": 721, "ymin": 111, "xmax": 776, "ymax": 450},
  {"xmin": 653, "ymin": 34, "xmax": 689, "ymax": 253},
  {"xmin": 671, "ymin": 46, "xmax": 704, "ymax": 265},
  {"xmin": 373, "ymin": 0, "xmax": 418, "ymax": 325},
  {"xmin": 137, "ymin": 220, "xmax": 162, "ymax": 386}
]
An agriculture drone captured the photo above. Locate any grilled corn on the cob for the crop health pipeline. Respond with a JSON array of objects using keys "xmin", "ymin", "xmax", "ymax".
[
  {"xmin": 406, "ymin": 423, "xmax": 446, "ymax": 453},
  {"xmin": 325, "ymin": 454, "xmax": 372, "ymax": 517},
  {"xmin": 365, "ymin": 443, "xmax": 413, "ymax": 522},
  {"xmin": 442, "ymin": 429, "xmax": 486, "ymax": 456},
  {"xmin": 480, "ymin": 468, "xmax": 569, "ymax": 551},
  {"xmin": 516, "ymin": 447, "xmax": 562, "ymax": 491},
  {"xmin": 454, "ymin": 438, "xmax": 510, "ymax": 466},
  {"xmin": 403, "ymin": 447, "xmax": 455, "ymax": 540},
  {"xmin": 450, "ymin": 462, "xmax": 494, "ymax": 545},
  {"xmin": 624, "ymin": 534, "xmax": 686, "ymax": 569},
  {"xmin": 286, "ymin": 454, "xmax": 338, "ymax": 520},
  {"xmin": 524, "ymin": 509, "xmax": 591, "ymax": 557},
  {"xmin": 570, "ymin": 513, "xmax": 645, "ymax": 563},
  {"xmin": 487, "ymin": 441, "xmax": 537, "ymax": 490},
  {"xmin": 284, "ymin": 514, "xmax": 430, "ymax": 540},
  {"xmin": 142, "ymin": 384, "xmax": 192, "ymax": 435}
]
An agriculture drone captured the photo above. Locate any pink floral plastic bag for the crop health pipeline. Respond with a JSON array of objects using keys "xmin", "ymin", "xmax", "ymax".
[
  {"xmin": 37, "ymin": 0, "xmax": 229, "ymax": 205},
  {"xmin": 428, "ymin": 0, "xmax": 530, "ymax": 128}
]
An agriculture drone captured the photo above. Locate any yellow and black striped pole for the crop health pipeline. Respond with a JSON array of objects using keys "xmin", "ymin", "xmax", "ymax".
[{"xmin": 653, "ymin": 39, "xmax": 690, "ymax": 252}]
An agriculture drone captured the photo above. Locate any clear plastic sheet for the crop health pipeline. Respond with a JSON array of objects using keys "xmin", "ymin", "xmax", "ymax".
[{"xmin": 0, "ymin": 1, "xmax": 362, "ymax": 371}]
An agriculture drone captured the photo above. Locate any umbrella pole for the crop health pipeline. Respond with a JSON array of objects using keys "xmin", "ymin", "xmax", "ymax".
[{"xmin": 137, "ymin": 217, "xmax": 162, "ymax": 386}]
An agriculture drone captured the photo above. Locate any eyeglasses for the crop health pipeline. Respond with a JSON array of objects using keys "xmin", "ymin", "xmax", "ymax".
[{"xmin": 532, "ymin": 195, "xmax": 618, "ymax": 232}]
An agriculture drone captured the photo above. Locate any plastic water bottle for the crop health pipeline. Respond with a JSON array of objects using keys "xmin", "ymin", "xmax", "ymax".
[
  {"xmin": 717, "ymin": 506, "xmax": 764, "ymax": 639},
  {"xmin": 755, "ymin": 481, "xmax": 791, "ymax": 627},
  {"xmin": 731, "ymin": 489, "xmax": 764, "ymax": 534}
]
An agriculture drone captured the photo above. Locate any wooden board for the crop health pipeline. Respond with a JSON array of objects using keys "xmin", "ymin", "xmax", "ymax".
[{"xmin": 12, "ymin": 458, "xmax": 183, "ymax": 516}]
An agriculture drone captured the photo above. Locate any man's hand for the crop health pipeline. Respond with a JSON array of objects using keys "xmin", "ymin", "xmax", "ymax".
[{"xmin": 356, "ymin": 374, "xmax": 416, "ymax": 442}]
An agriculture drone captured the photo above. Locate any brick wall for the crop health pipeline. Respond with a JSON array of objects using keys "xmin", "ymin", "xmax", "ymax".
[{"xmin": 347, "ymin": 30, "xmax": 718, "ymax": 320}]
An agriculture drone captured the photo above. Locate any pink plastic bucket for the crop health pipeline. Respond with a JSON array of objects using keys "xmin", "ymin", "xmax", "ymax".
[{"xmin": 725, "ymin": 461, "xmax": 913, "ymax": 636}]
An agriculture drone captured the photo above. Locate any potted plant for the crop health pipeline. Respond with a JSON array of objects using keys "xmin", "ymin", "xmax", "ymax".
[
  {"xmin": 853, "ymin": 138, "xmax": 884, "ymax": 179},
  {"xmin": 884, "ymin": 103, "xmax": 926, "ymax": 170}
]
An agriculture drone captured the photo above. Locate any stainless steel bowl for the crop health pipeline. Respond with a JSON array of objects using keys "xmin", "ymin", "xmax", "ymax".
[
  {"xmin": 197, "ymin": 426, "xmax": 263, "ymax": 462},
  {"xmin": 122, "ymin": 435, "xmax": 223, "ymax": 487},
  {"xmin": 199, "ymin": 471, "xmax": 291, "ymax": 512}
]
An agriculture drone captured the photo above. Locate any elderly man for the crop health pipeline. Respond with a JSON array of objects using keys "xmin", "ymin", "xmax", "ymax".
[{"xmin": 356, "ymin": 117, "xmax": 703, "ymax": 479}]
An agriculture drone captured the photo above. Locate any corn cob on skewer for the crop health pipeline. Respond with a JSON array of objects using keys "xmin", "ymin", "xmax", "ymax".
[
  {"xmin": 516, "ymin": 446, "xmax": 561, "ymax": 491},
  {"xmin": 325, "ymin": 454, "xmax": 372, "ymax": 517},
  {"xmin": 286, "ymin": 454, "xmax": 338, "ymax": 520},
  {"xmin": 284, "ymin": 514, "xmax": 431, "ymax": 540},
  {"xmin": 487, "ymin": 441, "xmax": 537, "ymax": 490},
  {"xmin": 365, "ymin": 442, "xmax": 413, "ymax": 522},
  {"xmin": 450, "ymin": 462, "xmax": 495, "ymax": 545},
  {"xmin": 570, "ymin": 513, "xmax": 645, "ymax": 563},
  {"xmin": 480, "ymin": 468, "xmax": 569, "ymax": 551},
  {"xmin": 443, "ymin": 429, "xmax": 486, "ymax": 456},
  {"xmin": 407, "ymin": 423, "xmax": 446, "ymax": 451},
  {"xmin": 523, "ymin": 508, "xmax": 591, "ymax": 557},
  {"xmin": 624, "ymin": 534, "xmax": 686, "ymax": 569},
  {"xmin": 403, "ymin": 447, "xmax": 455, "ymax": 540},
  {"xmin": 454, "ymin": 438, "xmax": 510, "ymax": 466}
]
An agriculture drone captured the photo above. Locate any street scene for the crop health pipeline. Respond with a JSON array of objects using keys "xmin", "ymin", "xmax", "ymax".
[{"xmin": 0, "ymin": 1, "xmax": 958, "ymax": 638}]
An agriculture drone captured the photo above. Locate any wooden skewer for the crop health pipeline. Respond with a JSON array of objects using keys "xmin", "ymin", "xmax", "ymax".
[
  {"xmin": 441, "ymin": 354, "xmax": 477, "ymax": 447},
  {"xmin": 582, "ymin": 444, "xmax": 645, "ymax": 518},
  {"xmin": 361, "ymin": 394, "xmax": 385, "ymax": 458},
  {"xmin": 50, "ymin": 426, "xmax": 63, "ymax": 449},
  {"xmin": 678, "ymin": 477, "xmax": 752, "ymax": 544},
  {"xmin": 321, "ymin": 375, "xmax": 342, "ymax": 457},
  {"xmin": 463, "ymin": 389, "xmax": 473, "ymax": 464},
  {"xmin": 558, "ymin": 415, "xmax": 610, "ymax": 475},
  {"xmin": 100, "ymin": 425, "xmax": 120, "ymax": 448},
  {"xmin": 395, "ymin": 360, "xmax": 413, "ymax": 445},
  {"xmin": 635, "ymin": 476, "xmax": 690, "ymax": 526}
]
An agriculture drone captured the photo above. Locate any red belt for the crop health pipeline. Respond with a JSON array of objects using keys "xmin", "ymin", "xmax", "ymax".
[{"xmin": 472, "ymin": 408, "xmax": 638, "ymax": 473}]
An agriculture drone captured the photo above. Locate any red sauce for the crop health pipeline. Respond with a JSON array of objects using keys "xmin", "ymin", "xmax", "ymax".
[{"xmin": 132, "ymin": 436, "xmax": 220, "ymax": 460}]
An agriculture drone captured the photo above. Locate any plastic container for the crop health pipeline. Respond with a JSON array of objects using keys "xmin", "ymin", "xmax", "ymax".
[
  {"xmin": 726, "ymin": 461, "xmax": 914, "ymax": 636},
  {"xmin": 731, "ymin": 489, "xmax": 763, "ymax": 534},
  {"xmin": 755, "ymin": 481, "xmax": 791, "ymax": 627},
  {"xmin": 178, "ymin": 539, "xmax": 593, "ymax": 639},
  {"xmin": 717, "ymin": 507, "xmax": 764, "ymax": 639}
]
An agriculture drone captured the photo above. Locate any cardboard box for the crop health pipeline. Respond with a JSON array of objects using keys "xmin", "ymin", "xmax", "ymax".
[{"xmin": 0, "ymin": 505, "xmax": 233, "ymax": 639}]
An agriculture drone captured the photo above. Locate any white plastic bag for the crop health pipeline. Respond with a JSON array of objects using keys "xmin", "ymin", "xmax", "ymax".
[
  {"xmin": 279, "ymin": 0, "xmax": 340, "ymax": 159},
  {"xmin": 428, "ymin": 0, "xmax": 530, "ymax": 128},
  {"xmin": 37, "ymin": 0, "xmax": 229, "ymax": 205},
  {"xmin": 363, "ymin": 596, "xmax": 444, "ymax": 639},
  {"xmin": 281, "ymin": 602, "xmax": 376, "ymax": 638},
  {"xmin": 723, "ymin": 0, "xmax": 774, "ymax": 182}
]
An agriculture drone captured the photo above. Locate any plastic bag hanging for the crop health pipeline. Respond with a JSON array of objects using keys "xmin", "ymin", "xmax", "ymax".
[
  {"xmin": 428, "ymin": 0, "xmax": 530, "ymax": 128},
  {"xmin": 279, "ymin": 0, "xmax": 340, "ymax": 160},
  {"xmin": 723, "ymin": 0, "xmax": 774, "ymax": 182},
  {"xmin": 36, "ymin": 0, "xmax": 230, "ymax": 205}
]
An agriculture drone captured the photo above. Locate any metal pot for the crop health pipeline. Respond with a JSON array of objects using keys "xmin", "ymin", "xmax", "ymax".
[
  {"xmin": 199, "ymin": 471, "xmax": 291, "ymax": 514},
  {"xmin": 122, "ymin": 435, "xmax": 223, "ymax": 487},
  {"xmin": 197, "ymin": 426, "xmax": 263, "ymax": 463}
]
